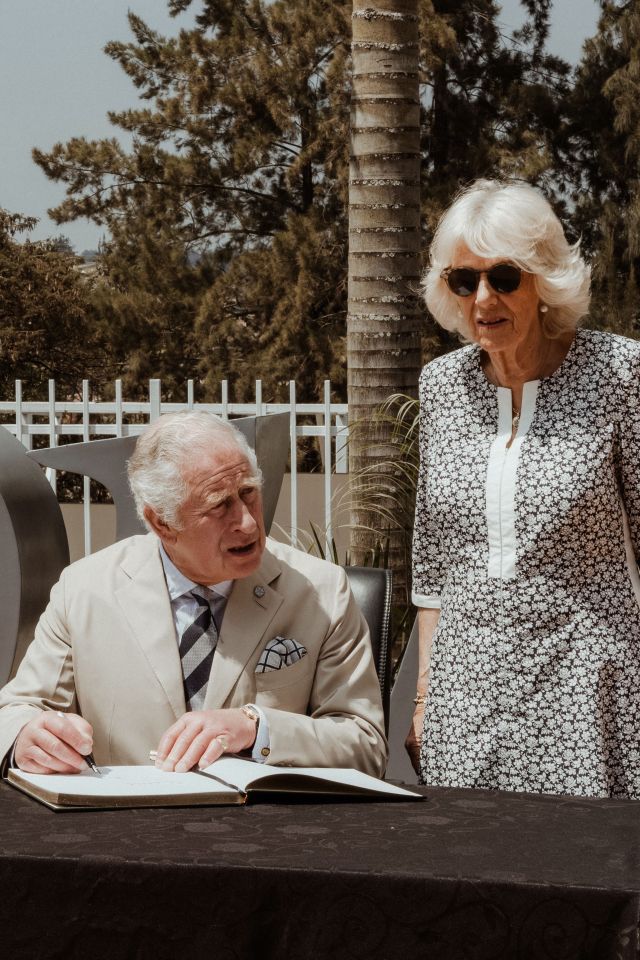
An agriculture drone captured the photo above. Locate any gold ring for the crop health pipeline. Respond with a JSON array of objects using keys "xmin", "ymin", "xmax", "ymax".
[{"xmin": 215, "ymin": 735, "xmax": 228, "ymax": 754}]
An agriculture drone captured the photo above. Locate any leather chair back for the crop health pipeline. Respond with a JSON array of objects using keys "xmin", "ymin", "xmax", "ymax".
[{"xmin": 343, "ymin": 566, "xmax": 393, "ymax": 733}]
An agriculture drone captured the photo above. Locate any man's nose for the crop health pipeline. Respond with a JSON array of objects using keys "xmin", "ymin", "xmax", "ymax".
[{"xmin": 232, "ymin": 499, "xmax": 258, "ymax": 532}]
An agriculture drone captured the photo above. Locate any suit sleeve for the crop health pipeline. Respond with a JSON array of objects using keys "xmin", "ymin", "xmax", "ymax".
[
  {"xmin": 259, "ymin": 568, "xmax": 388, "ymax": 777},
  {"xmin": 0, "ymin": 570, "xmax": 77, "ymax": 765}
]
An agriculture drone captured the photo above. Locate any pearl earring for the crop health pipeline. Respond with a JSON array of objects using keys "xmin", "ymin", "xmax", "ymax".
[{"xmin": 540, "ymin": 304, "xmax": 548, "ymax": 313}]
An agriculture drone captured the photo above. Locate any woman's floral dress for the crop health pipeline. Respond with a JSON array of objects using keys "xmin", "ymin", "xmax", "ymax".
[{"xmin": 412, "ymin": 328, "xmax": 640, "ymax": 797}]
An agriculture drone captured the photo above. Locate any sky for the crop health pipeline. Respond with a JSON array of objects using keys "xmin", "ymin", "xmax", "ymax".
[{"xmin": 0, "ymin": 1, "xmax": 601, "ymax": 254}]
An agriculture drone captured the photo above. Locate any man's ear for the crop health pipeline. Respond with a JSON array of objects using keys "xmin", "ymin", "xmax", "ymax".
[{"xmin": 144, "ymin": 505, "xmax": 177, "ymax": 544}]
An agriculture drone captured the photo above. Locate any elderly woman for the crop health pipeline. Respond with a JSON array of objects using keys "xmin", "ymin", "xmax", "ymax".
[{"xmin": 406, "ymin": 178, "xmax": 640, "ymax": 798}]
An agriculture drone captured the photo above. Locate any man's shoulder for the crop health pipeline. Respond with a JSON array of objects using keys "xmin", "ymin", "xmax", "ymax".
[
  {"xmin": 59, "ymin": 533, "xmax": 157, "ymax": 582},
  {"xmin": 263, "ymin": 538, "xmax": 346, "ymax": 587}
]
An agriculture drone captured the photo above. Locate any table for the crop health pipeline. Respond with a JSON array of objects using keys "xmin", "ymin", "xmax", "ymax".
[{"xmin": 1, "ymin": 781, "xmax": 639, "ymax": 960}]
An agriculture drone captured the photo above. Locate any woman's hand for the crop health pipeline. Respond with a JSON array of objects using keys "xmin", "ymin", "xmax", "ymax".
[{"xmin": 405, "ymin": 702, "xmax": 425, "ymax": 774}]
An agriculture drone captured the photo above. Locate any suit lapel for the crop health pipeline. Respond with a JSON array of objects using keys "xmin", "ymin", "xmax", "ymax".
[
  {"xmin": 205, "ymin": 547, "xmax": 283, "ymax": 708},
  {"xmin": 115, "ymin": 536, "xmax": 186, "ymax": 721}
]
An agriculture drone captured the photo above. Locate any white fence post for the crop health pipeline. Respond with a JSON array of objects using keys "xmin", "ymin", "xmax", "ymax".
[
  {"xmin": 323, "ymin": 380, "xmax": 332, "ymax": 555},
  {"xmin": 82, "ymin": 380, "xmax": 92, "ymax": 557},
  {"xmin": 47, "ymin": 379, "xmax": 57, "ymax": 492},
  {"xmin": 149, "ymin": 380, "xmax": 162, "ymax": 421},
  {"xmin": 289, "ymin": 380, "xmax": 298, "ymax": 548},
  {"xmin": 335, "ymin": 412, "xmax": 348, "ymax": 474},
  {"xmin": 115, "ymin": 379, "xmax": 123, "ymax": 437}
]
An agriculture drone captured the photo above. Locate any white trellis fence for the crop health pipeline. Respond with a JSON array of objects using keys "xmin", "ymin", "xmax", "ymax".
[{"xmin": 0, "ymin": 378, "xmax": 349, "ymax": 556}]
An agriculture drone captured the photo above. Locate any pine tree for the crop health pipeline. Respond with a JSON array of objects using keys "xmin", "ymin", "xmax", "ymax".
[
  {"xmin": 86, "ymin": 213, "xmax": 218, "ymax": 400},
  {"xmin": 420, "ymin": 0, "xmax": 569, "ymax": 226},
  {"xmin": 567, "ymin": 0, "xmax": 640, "ymax": 338},
  {"xmin": 0, "ymin": 210, "xmax": 110, "ymax": 400}
]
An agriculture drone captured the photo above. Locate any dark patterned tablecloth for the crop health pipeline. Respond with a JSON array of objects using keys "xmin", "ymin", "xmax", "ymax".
[{"xmin": 1, "ymin": 781, "xmax": 639, "ymax": 960}]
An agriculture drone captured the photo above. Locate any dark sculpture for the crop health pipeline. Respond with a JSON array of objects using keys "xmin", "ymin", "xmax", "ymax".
[{"xmin": 0, "ymin": 429, "xmax": 69, "ymax": 684}]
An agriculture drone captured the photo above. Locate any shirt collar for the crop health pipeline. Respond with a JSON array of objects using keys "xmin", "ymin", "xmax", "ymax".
[{"xmin": 159, "ymin": 542, "xmax": 233, "ymax": 602}]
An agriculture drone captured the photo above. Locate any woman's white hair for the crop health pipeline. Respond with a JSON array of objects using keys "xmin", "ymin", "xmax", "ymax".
[
  {"xmin": 127, "ymin": 411, "xmax": 262, "ymax": 530},
  {"xmin": 423, "ymin": 179, "xmax": 591, "ymax": 339}
]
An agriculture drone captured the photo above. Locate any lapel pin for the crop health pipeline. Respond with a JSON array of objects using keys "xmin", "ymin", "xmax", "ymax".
[{"xmin": 253, "ymin": 585, "xmax": 266, "ymax": 599}]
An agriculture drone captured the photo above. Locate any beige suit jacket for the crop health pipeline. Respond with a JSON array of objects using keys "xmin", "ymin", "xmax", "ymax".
[{"xmin": 0, "ymin": 535, "xmax": 387, "ymax": 776}]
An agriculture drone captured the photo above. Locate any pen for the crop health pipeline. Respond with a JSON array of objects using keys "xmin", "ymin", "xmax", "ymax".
[
  {"xmin": 85, "ymin": 752, "xmax": 101, "ymax": 775},
  {"xmin": 55, "ymin": 711, "xmax": 101, "ymax": 775}
]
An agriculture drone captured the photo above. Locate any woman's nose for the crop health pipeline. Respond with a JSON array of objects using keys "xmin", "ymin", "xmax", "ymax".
[{"xmin": 475, "ymin": 273, "xmax": 496, "ymax": 305}]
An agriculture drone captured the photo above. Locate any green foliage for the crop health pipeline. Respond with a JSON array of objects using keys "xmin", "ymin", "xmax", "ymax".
[
  {"xmin": 336, "ymin": 394, "xmax": 419, "ymax": 649},
  {"xmin": 302, "ymin": 519, "xmax": 390, "ymax": 569},
  {"xmin": 0, "ymin": 210, "xmax": 110, "ymax": 400},
  {"xmin": 346, "ymin": 395, "xmax": 420, "ymax": 556},
  {"xmin": 420, "ymin": 1, "xmax": 570, "ymax": 224},
  {"xmin": 566, "ymin": 1, "xmax": 640, "ymax": 339},
  {"xmin": 196, "ymin": 209, "xmax": 347, "ymax": 401},
  {"xmin": 86, "ymin": 217, "xmax": 218, "ymax": 400}
]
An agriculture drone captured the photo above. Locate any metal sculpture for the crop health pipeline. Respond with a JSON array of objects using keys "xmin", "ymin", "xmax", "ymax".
[{"xmin": 0, "ymin": 428, "xmax": 69, "ymax": 684}]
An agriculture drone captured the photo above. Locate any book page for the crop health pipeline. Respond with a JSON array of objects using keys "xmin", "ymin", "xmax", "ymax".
[
  {"xmin": 203, "ymin": 756, "xmax": 421, "ymax": 798},
  {"xmin": 12, "ymin": 765, "xmax": 234, "ymax": 799}
]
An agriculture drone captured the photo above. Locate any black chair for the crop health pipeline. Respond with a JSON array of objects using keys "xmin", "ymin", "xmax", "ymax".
[{"xmin": 343, "ymin": 566, "xmax": 393, "ymax": 733}]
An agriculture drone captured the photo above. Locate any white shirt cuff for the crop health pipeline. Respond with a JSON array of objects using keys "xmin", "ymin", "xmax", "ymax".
[
  {"xmin": 412, "ymin": 591, "xmax": 441, "ymax": 608},
  {"xmin": 247, "ymin": 704, "xmax": 270, "ymax": 762}
]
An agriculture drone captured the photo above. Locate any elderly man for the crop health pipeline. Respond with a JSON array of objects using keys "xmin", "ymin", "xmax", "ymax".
[{"xmin": 0, "ymin": 412, "xmax": 386, "ymax": 777}]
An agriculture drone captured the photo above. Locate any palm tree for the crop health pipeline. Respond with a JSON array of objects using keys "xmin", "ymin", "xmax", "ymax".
[{"xmin": 347, "ymin": 0, "xmax": 421, "ymax": 575}]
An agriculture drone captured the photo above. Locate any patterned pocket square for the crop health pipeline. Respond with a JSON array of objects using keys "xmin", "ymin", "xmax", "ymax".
[{"xmin": 256, "ymin": 636, "xmax": 307, "ymax": 673}]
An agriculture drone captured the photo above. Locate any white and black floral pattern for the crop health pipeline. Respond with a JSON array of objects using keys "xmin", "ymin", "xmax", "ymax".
[{"xmin": 413, "ymin": 328, "xmax": 640, "ymax": 798}]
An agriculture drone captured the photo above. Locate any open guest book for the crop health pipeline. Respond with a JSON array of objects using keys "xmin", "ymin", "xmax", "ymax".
[{"xmin": 8, "ymin": 756, "xmax": 423, "ymax": 811}]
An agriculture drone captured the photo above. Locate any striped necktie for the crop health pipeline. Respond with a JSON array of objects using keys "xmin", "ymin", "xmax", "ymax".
[{"xmin": 179, "ymin": 590, "xmax": 219, "ymax": 711}]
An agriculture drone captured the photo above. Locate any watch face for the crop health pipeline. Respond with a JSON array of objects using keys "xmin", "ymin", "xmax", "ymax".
[{"xmin": 242, "ymin": 705, "xmax": 259, "ymax": 724}]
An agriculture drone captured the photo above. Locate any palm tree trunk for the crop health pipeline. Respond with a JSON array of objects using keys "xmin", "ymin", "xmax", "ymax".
[{"xmin": 347, "ymin": 0, "xmax": 421, "ymax": 583}]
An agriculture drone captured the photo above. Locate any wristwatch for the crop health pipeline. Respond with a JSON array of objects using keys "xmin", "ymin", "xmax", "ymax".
[{"xmin": 241, "ymin": 703, "xmax": 260, "ymax": 732}]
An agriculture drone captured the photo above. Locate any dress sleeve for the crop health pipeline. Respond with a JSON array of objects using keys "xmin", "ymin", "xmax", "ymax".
[
  {"xmin": 411, "ymin": 365, "xmax": 446, "ymax": 608},
  {"xmin": 617, "ymin": 348, "xmax": 640, "ymax": 565}
]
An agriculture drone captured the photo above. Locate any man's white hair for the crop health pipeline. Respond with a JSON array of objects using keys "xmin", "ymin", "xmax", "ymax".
[
  {"xmin": 423, "ymin": 179, "xmax": 591, "ymax": 339},
  {"xmin": 127, "ymin": 411, "xmax": 262, "ymax": 530}
]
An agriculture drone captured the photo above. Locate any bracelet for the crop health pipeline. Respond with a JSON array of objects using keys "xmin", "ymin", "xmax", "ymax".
[{"xmin": 413, "ymin": 695, "xmax": 426, "ymax": 706}]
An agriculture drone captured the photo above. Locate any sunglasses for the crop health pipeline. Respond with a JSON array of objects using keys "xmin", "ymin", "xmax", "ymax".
[{"xmin": 440, "ymin": 263, "xmax": 522, "ymax": 297}]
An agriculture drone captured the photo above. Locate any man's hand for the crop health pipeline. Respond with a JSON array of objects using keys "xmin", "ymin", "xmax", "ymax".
[
  {"xmin": 15, "ymin": 712, "xmax": 94, "ymax": 774},
  {"xmin": 155, "ymin": 708, "xmax": 258, "ymax": 772},
  {"xmin": 405, "ymin": 704, "xmax": 425, "ymax": 775}
]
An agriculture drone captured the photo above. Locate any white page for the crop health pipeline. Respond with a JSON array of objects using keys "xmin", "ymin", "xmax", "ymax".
[
  {"xmin": 13, "ymin": 765, "xmax": 232, "ymax": 798},
  {"xmin": 204, "ymin": 756, "xmax": 421, "ymax": 798}
]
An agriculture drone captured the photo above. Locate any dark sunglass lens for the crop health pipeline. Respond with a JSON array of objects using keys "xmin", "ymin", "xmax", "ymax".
[
  {"xmin": 446, "ymin": 268, "xmax": 478, "ymax": 297},
  {"xmin": 488, "ymin": 264, "xmax": 521, "ymax": 293}
]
